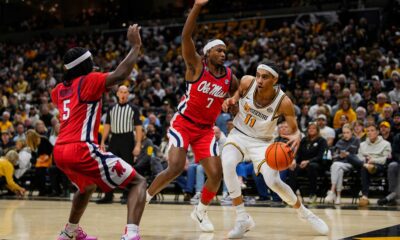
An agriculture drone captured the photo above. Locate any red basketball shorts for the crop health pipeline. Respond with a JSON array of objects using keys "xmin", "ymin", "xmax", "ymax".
[
  {"xmin": 167, "ymin": 113, "xmax": 218, "ymax": 163},
  {"xmin": 53, "ymin": 142, "xmax": 136, "ymax": 193}
]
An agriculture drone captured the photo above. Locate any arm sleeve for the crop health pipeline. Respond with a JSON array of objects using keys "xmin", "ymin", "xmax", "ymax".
[
  {"xmin": 132, "ymin": 106, "xmax": 142, "ymax": 126},
  {"xmin": 295, "ymin": 139, "xmax": 305, "ymax": 163},
  {"xmin": 79, "ymin": 72, "xmax": 109, "ymax": 102},
  {"xmin": 371, "ymin": 142, "xmax": 392, "ymax": 165}
]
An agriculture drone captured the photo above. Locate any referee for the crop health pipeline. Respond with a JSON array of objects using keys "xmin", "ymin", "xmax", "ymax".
[{"xmin": 97, "ymin": 85, "xmax": 143, "ymax": 204}]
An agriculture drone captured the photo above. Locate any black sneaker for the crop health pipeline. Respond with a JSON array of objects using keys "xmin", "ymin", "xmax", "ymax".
[{"xmin": 377, "ymin": 197, "xmax": 388, "ymax": 206}]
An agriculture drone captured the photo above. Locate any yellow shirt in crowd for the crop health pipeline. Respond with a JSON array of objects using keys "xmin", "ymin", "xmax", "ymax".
[
  {"xmin": 0, "ymin": 158, "xmax": 23, "ymax": 192},
  {"xmin": 333, "ymin": 109, "xmax": 357, "ymax": 129},
  {"xmin": 0, "ymin": 121, "xmax": 13, "ymax": 132}
]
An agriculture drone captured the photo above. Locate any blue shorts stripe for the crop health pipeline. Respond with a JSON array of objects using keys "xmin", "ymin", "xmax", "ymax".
[{"xmin": 169, "ymin": 129, "xmax": 181, "ymax": 147}]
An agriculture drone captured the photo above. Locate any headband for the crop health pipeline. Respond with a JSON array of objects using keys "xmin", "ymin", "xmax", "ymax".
[
  {"xmin": 64, "ymin": 51, "xmax": 92, "ymax": 70},
  {"xmin": 257, "ymin": 64, "xmax": 279, "ymax": 78},
  {"xmin": 203, "ymin": 39, "xmax": 226, "ymax": 55}
]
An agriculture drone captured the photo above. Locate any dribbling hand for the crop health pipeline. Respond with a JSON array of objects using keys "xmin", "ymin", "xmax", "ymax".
[
  {"xmin": 127, "ymin": 24, "xmax": 142, "ymax": 47},
  {"xmin": 194, "ymin": 0, "xmax": 209, "ymax": 6},
  {"xmin": 281, "ymin": 131, "xmax": 301, "ymax": 154}
]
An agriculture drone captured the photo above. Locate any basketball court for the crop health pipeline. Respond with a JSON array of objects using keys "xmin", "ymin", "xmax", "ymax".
[{"xmin": 1, "ymin": 198, "xmax": 399, "ymax": 240}]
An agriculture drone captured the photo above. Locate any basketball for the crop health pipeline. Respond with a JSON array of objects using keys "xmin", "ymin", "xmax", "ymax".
[{"xmin": 265, "ymin": 142, "xmax": 294, "ymax": 171}]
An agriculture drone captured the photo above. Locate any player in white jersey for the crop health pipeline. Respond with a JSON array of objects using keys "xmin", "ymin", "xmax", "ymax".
[{"xmin": 221, "ymin": 61, "xmax": 329, "ymax": 239}]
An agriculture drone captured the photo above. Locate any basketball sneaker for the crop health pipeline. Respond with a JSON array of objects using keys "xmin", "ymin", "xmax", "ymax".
[
  {"xmin": 298, "ymin": 209, "xmax": 329, "ymax": 235},
  {"xmin": 190, "ymin": 206, "xmax": 214, "ymax": 232},
  {"xmin": 120, "ymin": 234, "xmax": 141, "ymax": 240},
  {"xmin": 227, "ymin": 215, "xmax": 255, "ymax": 239},
  {"xmin": 57, "ymin": 227, "xmax": 97, "ymax": 240}
]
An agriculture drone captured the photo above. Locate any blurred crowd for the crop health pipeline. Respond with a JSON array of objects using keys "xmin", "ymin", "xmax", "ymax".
[{"xmin": 0, "ymin": 13, "xmax": 399, "ymax": 205}]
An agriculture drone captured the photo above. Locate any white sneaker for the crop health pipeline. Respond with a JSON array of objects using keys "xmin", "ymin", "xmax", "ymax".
[
  {"xmin": 324, "ymin": 191, "xmax": 336, "ymax": 203},
  {"xmin": 334, "ymin": 196, "xmax": 341, "ymax": 205},
  {"xmin": 191, "ymin": 207, "xmax": 214, "ymax": 232},
  {"xmin": 298, "ymin": 209, "xmax": 329, "ymax": 235},
  {"xmin": 190, "ymin": 192, "xmax": 201, "ymax": 205},
  {"xmin": 228, "ymin": 215, "xmax": 255, "ymax": 239}
]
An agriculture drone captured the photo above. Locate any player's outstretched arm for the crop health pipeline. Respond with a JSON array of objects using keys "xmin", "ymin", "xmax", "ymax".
[
  {"xmin": 279, "ymin": 96, "xmax": 301, "ymax": 153},
  {"xmin": 106, "ymin": 24, "xmax": 142, "ymax": 88},
  {"xmin": 222, "ymin": 75, "xmax": 253, "ymax": 112},
  {"xmin": 182, "ymin": 0, "xmax": 208, "ymax": 81}
]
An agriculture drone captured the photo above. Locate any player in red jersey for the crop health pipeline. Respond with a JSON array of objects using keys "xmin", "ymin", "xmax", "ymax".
[
  {"xmin": 146, "ymin": 0, "xmax": 238, "ymax": 232},
  {"xmin": 52, "ymin": 25, "xmax": 145, "ymax": 240}
]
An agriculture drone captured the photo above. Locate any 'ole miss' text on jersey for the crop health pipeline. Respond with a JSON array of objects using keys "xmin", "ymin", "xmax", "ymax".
[
  {"xmin": 177, "ymin": 63, "xmax": 233, "ymax": 125},
  {"xmin": 168, "ymin": 63, "xmax": 232, "ymax": 162}
]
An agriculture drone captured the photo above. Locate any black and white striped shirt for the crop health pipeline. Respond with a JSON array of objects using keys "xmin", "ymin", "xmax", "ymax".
[{"xmin": 106, "ymin": 103, "xmax": 142, "ymax": 134}]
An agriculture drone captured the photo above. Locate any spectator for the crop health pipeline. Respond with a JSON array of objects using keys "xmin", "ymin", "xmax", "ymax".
[
  {"xmin": 49, "ymin": 122, "xmax": 60, "ymax": 146},
  {"xmin": 13, "ymin": 140, "xmax": 32, "ymax": 180},
  {"xmin": 25, "ymin": 129, "xmax": 53, "ymax": 196},
  {"xmin": 358, "ymin": 124, "xmax": 392, "ymax": 207},
  {"xmin": 325, "ymin": 124, "xmax": 361, "ymax": 204},
  {"xmin": 308, "ymin": 95, "xmax": 331, "ymax": 120},
  {"xmin": 316, "ymin": 114, "xmax": 335, "ymax": 147},
  {"xmin": 353, "ymin": 120, "xmax": 367, "ymax": 142},
  {"xmin": 34, "ymin": 120, "xmax": 48, "ymax": 137},
  {"xmin": 355, "ymin": 106, "xmax": 367, "ymax": 125},
  {"xmin": 288, "ymin": 122, "xmax": 328, "ymax": 203},
  {"xmin": 391, "ymin": 112, "xmax": 400, "ymax": 136},
  {"xmin": 378, "ymin": 133, "xmax": 400, "ymax": 206},
  {"xmin": 388, "ymin": 71, "xmax": 400, "ymax": 102},
  {"xmin": 298, "ymin": 104, "xmax": 312, "ymax": 133},
  {"xmin": 379, "ymin": 121, "xmax": 393, "ymax": 143},
  {"xmin": 13, "ymin": 123, "xmax": 26, "ymax": 142},
  {"xmin": 0, "ymin": 112, "xmax": 14, "ymax": 134},
  {"xmin": 333, "ymin": 97, "xmax": 357, "ymax": 129},
  {"xmin": 0, "ymin": 150, "xmax": 25, "ymax": 196},
  {"xmin": 374, "ymin": 93, "xmax": 391, "ymax": 115}
]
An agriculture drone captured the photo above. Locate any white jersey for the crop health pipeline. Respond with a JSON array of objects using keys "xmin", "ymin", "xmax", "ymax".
[{"xmin": 233, "ymin": 79, "xmax": 286, "ymax": 141}]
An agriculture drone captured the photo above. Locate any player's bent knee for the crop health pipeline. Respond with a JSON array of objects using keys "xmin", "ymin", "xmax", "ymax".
[{"xmin": 84, "ymin": 184, "xmax": 97, "ymax": 193}]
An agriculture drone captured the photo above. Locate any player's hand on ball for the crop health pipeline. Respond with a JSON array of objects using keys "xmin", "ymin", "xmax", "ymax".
[
  {"xmin": 127, "ymin": 24, "xmax": 142, "ymax": 47},
  {"xmin": 194, "ymin": 0, "xmax": 209, "ymax": 6},
  {"xmin": 281, "ymin": 131, "xmax": 301, "ymax": 154}
]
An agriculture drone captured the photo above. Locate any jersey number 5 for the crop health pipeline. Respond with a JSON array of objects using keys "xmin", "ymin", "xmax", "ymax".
[
  {"xmin": 62, "ymin": 99, "xmax": 71, "ymax": 120},
  {"xmin": 244, "ymin": 113, "xmax": 256, "ymax": 127}
]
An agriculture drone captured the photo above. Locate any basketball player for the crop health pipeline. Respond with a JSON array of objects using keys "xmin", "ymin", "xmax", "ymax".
[
  {"xmin": 52, "ymin": 25, "xmax": 145, "ymax": 240},
  {"xmin": 221, "ymin": 61, "xmax": 329, "ymax": 238},
  {"xmin": 146, "ymin": 0, "xmax": 238, "ymax": 232}
]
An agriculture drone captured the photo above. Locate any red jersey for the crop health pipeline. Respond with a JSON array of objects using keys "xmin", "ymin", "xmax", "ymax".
[
  {"xmin": 177, "ymin": 63, "xmax": 232, "ymax": 125},
  {"xmin": 51, "ymin": 72, "xmax": 108, "ymax": 145}
]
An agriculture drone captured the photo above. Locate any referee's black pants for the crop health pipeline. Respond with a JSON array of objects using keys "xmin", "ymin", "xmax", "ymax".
[
  {"xmin": 99, "ymin": 132, "xmax": 135, "ymax": 202},
  {"xmin": 109, "ymin": 132, "xmax": 135, "ymax": 166}
]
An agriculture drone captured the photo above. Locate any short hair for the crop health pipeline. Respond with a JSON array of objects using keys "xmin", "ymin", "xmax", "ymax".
[
  {"xmin": 63, "ymin": 47, "xmax": 93, "ymax": 83},
  {"xmin": 365, "ymin": 122, "xmax": 378, "ymax": 130},
  {"xmin": 5, "ymin": 150, "xmax": 19, "ymax": 165}
]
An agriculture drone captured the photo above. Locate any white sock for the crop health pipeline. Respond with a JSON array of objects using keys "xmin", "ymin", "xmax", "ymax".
[
  {"xmin": 125, "ymin": 224, "xmax": 139, "ymax": 236},
  {"xmin": 65, "ymin": 223, "xmax": 78, "ymax": 235},
  {"xmin": 197, "ymin": 201, "xmax": 208, "ymax": 212},
  {"xmin": 296, "ymin": 204, "xmax": 310, "ymax": 218},
  {"xmin": 235, "ymin": 203, "xmax": 247, "ymax": 220},
  {"xmin": 146, "ymin": 190, "xmax": 153, "ymax": 203}
]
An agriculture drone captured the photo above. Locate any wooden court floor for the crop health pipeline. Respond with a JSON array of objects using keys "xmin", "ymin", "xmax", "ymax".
[{"xmin": 0, "ymin": 199, "xmax": 399, "ymax": 240}]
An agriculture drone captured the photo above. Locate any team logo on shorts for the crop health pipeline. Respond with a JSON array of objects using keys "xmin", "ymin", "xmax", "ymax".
[
  {"xmin": 112, "ymin": 161, "xmax": 126, "ymax": 177},
  {"xmin": 244, "ymin": 102, "xmax": 250, "ymax": 112},
  {"xmin": 225, "ymin": 79, "xmax": 229, "ymax": 85},
  {"xmin": 267, "ymin": 107, "xmax": 273, "ymax": 113}
]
